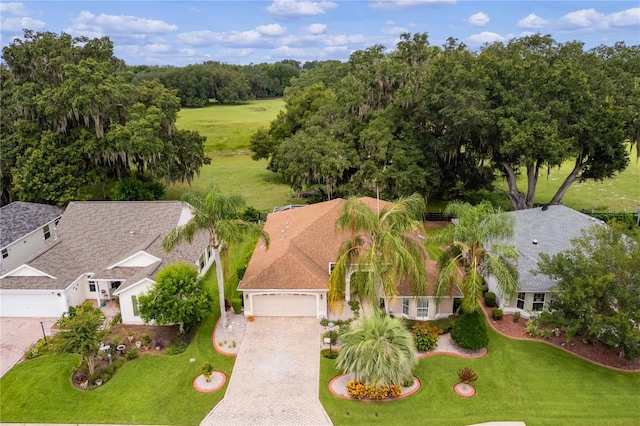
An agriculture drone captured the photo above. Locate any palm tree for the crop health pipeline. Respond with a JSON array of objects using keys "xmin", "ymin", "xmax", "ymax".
[
  {"xmin": 429, "ymin": 200, "xmax": 518, "ymax": 313},
  {"xmin": 329, "ymin": 193, "xmax": 428, "ymax": 311},
  {"xmin": 337, "ymin": 311, "xmax": 417, "ymax": 387},
  {"xmin": 163, "ymin": 182, "xmax": 269, "ymax": 327}
]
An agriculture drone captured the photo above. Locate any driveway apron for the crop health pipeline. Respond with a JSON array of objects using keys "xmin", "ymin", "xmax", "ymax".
[
  {"xmin": 201, "ymin": 317, "xmax": 332, "ymax": 426},
  {"xmin": 1, "ymin": 317, "xmax": 57, "ymax": 378}
]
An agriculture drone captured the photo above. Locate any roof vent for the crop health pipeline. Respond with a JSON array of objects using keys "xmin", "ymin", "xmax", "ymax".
[
  {"xmin": 532, "ymin": 239, "xmax": 538, "ymax": 245},
  {"xmin": 541, "ymin": 205, "xmax": 549, "ymax": 211}
]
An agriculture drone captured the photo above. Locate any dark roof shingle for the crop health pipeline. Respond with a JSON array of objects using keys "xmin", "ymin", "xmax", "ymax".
[{"xmin": 1, "ymin": 202, "xmax": 64, "ymax": 247}]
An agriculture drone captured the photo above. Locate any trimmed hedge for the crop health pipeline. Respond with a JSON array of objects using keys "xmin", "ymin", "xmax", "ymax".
[
  {"xmin": 451, "ymin": 310, "xmax": 488, "ymax": 350},
  {"xmin": 484, "ymin": 292, "xmax": 496, "ymax": 307}
]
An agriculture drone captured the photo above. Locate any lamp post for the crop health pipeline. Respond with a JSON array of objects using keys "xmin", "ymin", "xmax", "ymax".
[
  {"xmin": 40, "ymin": 321, "xmax": 47, "ymax": 343},
  {"xmin": 328, "ymin": 321, "xmax": 335, "ymax": 354}
]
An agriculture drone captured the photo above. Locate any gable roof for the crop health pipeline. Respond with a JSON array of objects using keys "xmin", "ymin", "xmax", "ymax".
[
  {"xmin": 0, "ymin": 202, "xmax": 64, "ymax": 247},
  {"xmin": 240, "ymin": 197, "xmax": 460, "ymax": 297},
  {"xmin": 0, "ymin": 201, "xmax": 208, "ymax": 291},
  {"xmin": 507, "ymin": 205, "xmax": 603, "ymax": 292}
]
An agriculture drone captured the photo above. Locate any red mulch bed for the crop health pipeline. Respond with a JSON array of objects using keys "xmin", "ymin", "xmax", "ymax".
[{"xmin": 481, "ymin": 305, "xmax": 640, "ymax": 371}]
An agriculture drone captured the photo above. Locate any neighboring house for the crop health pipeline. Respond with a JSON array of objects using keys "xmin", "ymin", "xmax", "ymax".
[
  {"xmin": 486, "ymin": 204, "xmax": 604, "ymax": 318},
  {"xmin": 239, "ymin": 197, "xmax": 461, "ymax": 319},
  {"xmin": 0, "ymin": 202, "xmax": 64, "ymax": 273},
  {"xmin": 0, "ymin": 201, "xmax": 213, "ymax": 322}
]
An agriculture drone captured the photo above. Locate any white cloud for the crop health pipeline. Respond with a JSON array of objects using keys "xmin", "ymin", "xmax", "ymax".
[
  {"xmin": 304, "ymin": 23, "xmax": 327, "ymax": 34},
  {"xmin": 0, "ymin": 2, "xmax": 28, "ymax": 15},
  {"xmin": 602, "ymin": 7, "xmax": 639, "ymax": 28},
  {"xmin": 256, "ymin": 24, "xmax": 286, "ymax": 35},
  {"xmin": 0, "ymin": 16, "xmax": 46, "ymax": 32},
  {"xmin": 386, "ymin": 20, "xmax": 395, "ymax": 25},
  {"xmin": 517, "ymin": 13, "xmax": 549, "ymax": 29},
  {"xmin": 465, "ymin": 31, "xmax": 506, "ymax": 46},
  {"xmin": 467, "ymin": 12, "xmax": 489, "ymax": 27},
  {"xmin": 561, "ymin": 8, "xmax": 604, "ymax": 28},
  {"xmin": 68, "ymin": 10, "xmax": 177, "ymax": 36},
  {"xmin": 369, "ymin": 0, "xmax": 456, "ymax": 10},
  {"xmin": 382, "ymin": 26, "xmax": 408, "ymax": 35},
  {"xmin": 267, "ymin": 0, "xmax": 337, "ymax": 19},
  {"xmin": 177, "ymin": 29, "xmax": 265, "ymax": 48},
  {"xmin": 219, "ymin": 48, "xmax": 254, "ymax": 57}
]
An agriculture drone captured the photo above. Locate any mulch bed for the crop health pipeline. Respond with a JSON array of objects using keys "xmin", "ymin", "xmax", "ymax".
[{"xmin": 481, "ymin": 305, "xmax": 640, "ymax": 371}]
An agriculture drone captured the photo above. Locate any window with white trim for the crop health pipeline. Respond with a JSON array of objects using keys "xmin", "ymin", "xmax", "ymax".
[
  {"xmin": 110, "ymin": 281, "xmax": 122, "ymax": 289},
  {"xmin": 532, "ymin": 293, "xmax": 545, "ymax": 311},
  {"xmin": 199, "ymin": 254, "xmax": 206, "ymax": 271},
  {"xmin": 1, "ymin": 248, "xmax": 8, "ymax": 259},
  {"xmin": 516, "ymin": 292, "xmax": 525, "ymax": 309},
  {"xmin": 89, "ymin": 282, "xmax": 96, "ymax": 292},
  {"xmin": 402, "ymin": 299, "xmax": 409, "ymax": 316},
  {"xmin": 416, "ymin": 297, "xmax": 429, "ymax": 319},
  {"xmin": 328, "ymin": 262, "xmax": 337, "ymax": 274},
  {"xmin": 43, "ymin": 225, "xmax": 51, "ymax": 240}
]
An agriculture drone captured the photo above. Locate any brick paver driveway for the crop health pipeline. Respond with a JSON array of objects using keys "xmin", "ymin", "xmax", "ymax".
[
  {"xmin": 201, "ymin": 317, "xmax": 332, "ymax": 425},
  {"xmin": 1, "ymin": 317, "xmax": 57, "ymax": 377}
]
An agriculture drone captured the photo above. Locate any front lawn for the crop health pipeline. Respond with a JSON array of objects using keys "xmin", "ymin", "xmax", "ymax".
[
  {"xmin": 320, "ymin": 326, "xmax": 640, "ymax": 425},
  {"xmin": 0, "ymin": 239, "xmax": 255, "ymax": 425}
]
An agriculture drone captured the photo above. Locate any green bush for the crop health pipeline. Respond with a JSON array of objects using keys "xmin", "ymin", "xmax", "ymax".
[
  {"xmin": 491, "ymin": 308, "xmax": 504, "ymax": 320},
  {"xmin": 167, "ymin": 338, "xmax": 189, "ymax": 355},
  {"xmin": 513, "ymin": 311, "xmax": 521, "ymax": 322},
  {"xmin": 321, "ymin": 348, "xmax": 339, "ymax": 359},
  {"xmin": 230, "ymin": 298, "xmax": 242, "ymax": 314},
  {"xmin": 412, "ymin": 322, "xmax": 440, "ymax": 352},
  {"xmin": 428, "ymin": 316, "xmax": 458, "ymax": 334},
  {"xmin": 125, "ymin": 348, "xmax": 138, "ymax": 360},
  {"xmin": 451, "ymin": 311, "xmax": 488, "ymax": 350},
  {"xmin": 236, "ymin": 265, "xmax": 247, "ymax": 280},
  {"xmin": 484, "ymin": 292, "xmax": 496, "ymax": 307}
]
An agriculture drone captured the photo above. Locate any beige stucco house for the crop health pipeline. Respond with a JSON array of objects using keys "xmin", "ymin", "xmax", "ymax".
[
  {"xmin": 486, "ymin": 204, "xmax": 605, "ymax": 318},
  {"xmin": 0, "ymin": 201, "xmax": 213, "ymax": 322},
  {"xmin": 239, "ymin": 197, "xmax": 461, "ymax": 320}
]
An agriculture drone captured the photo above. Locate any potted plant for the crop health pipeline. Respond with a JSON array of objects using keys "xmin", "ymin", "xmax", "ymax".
[
  {"xmin": 454, "ymin": 367, "xmax": 478, "ymax": 397},
  {"xmin": 200, "ymin": 361, "xmax": 214, "ymax": 382}
]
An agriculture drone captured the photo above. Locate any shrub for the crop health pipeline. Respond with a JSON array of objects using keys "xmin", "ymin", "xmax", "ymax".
[
  {"xmin": 154, "ymin": 340, "xmax": 165, "ymax": 350},
  {"xmin": 346, "ymin": 380, "xmax": 402, "ymax": 400},
  {"xmin": 24, "ymin": 338, "xmax": 54, "ymax": 359},
  {"xmin": 113, "ymin": 358, "xmax": 124, "ymax": 369},
  {"xmin": 109, "ymin": 334, "xmax": 124, "ymax": 347},
  {"xmin": 429, "ymin": 316, "xmax": 458, "ymax": 334},
  {"xmin": 412, "ymin": 322, "xmax": 441, "ymax": 352},
  {"xmin": 491, "ymin": 308, "xmax": 504, "ymax": 320},
  {"xmin": 457, "ymin": 367, "xmax": 478, "ymax": 384},
  {"xmin": 236, "ymin": 265, "xmax": 247, "ymax": 280},
  {"xmin": 451, "ymin": 311, "xmax": 488, "ymax": 350},
  {"xmin": 110, "ymin": 313, "xmax": 122, "ymax": 326},
  {"xmin": 200, "ymin": 361, "xmax": 214, "ymax": 380},
  {"xmin": 526, "ymin": 318, "xmax": 542, "ymax": 338},
  {"xmin": 484, "ymin": 292, "xmax": 497, "ymax": 307},
  {"xmin": 401, "ymin": 376, "xmax": 414, "ymax": 387},
  {"xmin": 167, "ymin": 338, "xmax": 189, "ymax": 355},
  {"xmin": 140, "ymin": 334, "xmax": 151, "ymax": 346},
  {"xmin": 513, "ymin": 311, "xmax": 521, "ymax": 322},
  {"xmin": 348, "ymin": 300, "xmax": 360, "ymax": 316},
  {"xmin": 125, "ymin": 348, "xmax": 138, "ymax": 360},
  {"xmin": 230, "ymin": 298, "xmax": 242, "ymax": 314},
  {"xmin": 320, "ymin": 348, "xmax": 338, "ymax": 359}
]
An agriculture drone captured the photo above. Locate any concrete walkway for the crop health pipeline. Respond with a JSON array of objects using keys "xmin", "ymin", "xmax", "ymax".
[{"xmin": 201, "ymin": 317, "xmax": 332, "ymax": 426}]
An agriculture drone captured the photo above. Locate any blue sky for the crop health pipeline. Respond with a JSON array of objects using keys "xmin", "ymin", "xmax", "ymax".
[{"xmin": 1, "ymin": 1, "xmax": 639, "ymax": 66}]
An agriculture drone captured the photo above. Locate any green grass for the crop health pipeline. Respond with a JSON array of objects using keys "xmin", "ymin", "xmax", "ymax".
[
  {"xmin": 0, "ymin": 238, "xmax": 257, "ymax": 425},
  {"xmin": 176, "ymin": 99, "xmax": 284, "ymax": 153},
  {"xmin": 320, "ymin": 326, "xmax": 640, "ymax": 425}
]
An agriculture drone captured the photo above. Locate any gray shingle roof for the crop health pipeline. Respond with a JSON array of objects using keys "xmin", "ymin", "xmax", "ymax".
[
  {"xmin": 0, "ymin": 201, "xmax": 208, "ymax": 291},
  {"xmin": 0, "ymin": 202, "xmax": 64, "ymax": 247},
  {"xmin": 506, "ymin": 205, "xmax": 603, "ymax": 292}
]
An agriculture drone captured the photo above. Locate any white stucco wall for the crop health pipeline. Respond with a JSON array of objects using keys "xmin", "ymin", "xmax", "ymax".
[
  {"xmin": 115, "ymin": 279, "xmax": 155, "ymax": 324},
  {"xmin": 1, "ymin": 219, "xmax": 60, "ymax": 272}
]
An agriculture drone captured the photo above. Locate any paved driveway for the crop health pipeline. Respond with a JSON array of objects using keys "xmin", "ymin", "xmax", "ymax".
[
  {"xmin": 1, "ymin": 317, "xmax": 58, "ymax": 378},
  {"xmin": 201, "ymin": 317, "xmax": 332, "ymax": 426}
]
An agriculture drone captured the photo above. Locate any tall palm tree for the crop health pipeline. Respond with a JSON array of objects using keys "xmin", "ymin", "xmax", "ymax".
[
  {"xmin": 163, "ymin": 182, "xmax": 269, "ymax": 327},
  {"xmin": 429, "ymin": 200, "xmax": 518, "ymax": 313},
  {"xmin": 329, "ymin": 193, "xmax": 428, "ymax": 310},
  {"xmin": 337, "ymin": 311, "xmax": 417, "ymax": 387}
]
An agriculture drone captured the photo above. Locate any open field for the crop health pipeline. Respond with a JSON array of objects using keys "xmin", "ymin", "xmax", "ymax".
[{"xmin": 320, "ymin": 326, "xmax": 640, "ymax": 426}]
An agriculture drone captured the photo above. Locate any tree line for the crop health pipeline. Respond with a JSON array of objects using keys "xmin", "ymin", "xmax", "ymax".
[{"xmin": 250, "ymin": 33, "xmax": 640, "ymax": 210}]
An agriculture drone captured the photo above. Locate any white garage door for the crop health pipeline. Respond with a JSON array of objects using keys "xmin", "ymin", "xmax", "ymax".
[
  {"xmin": 252, "ymin": 294, "xmax": 318, "ymax": 317},
  {"xmin": 0, "ymin": 292, "xmax": 60, "ymax": 317}
]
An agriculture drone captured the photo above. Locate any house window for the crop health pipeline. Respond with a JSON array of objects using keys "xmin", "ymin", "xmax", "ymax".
[
  {"xmin": 1, "ymin": 248, "xmax": 7, "ymax": 259},
  {"xmin": 207, "ymin": 246, "xmax": 212, "ymax": 259},
  {"xmin": 43, "ymin": 225, "xmax": 51, "ymax": 240},
  {"xmin": 110, "ymin": 281, "xmax": 122, "ymax": 289},
  {"xmin": 132, "ymin": 295, "xmax": 140, "ymax": 316},
  {"xmin": 89, "ymin": 283, "xmax": 97, "ymax": 292},
  {"xmin": 402, "ymin": 299, "xmax": 409, "ymax": 316},
  {"xmin": 199, "ymin": 254, "xmax": 206, "ymax": 270},
  {"xmin": 416, "ymin": 297, "xmax": 429, "ymax": 319},
  {"xmin": 516, "ymin": 292, "xmax": 525, "ymax": 309},
  {"xmin": 533, "ymin": 293, "xmax": 545, "ymax": 311},
  {"xmin": 328, "ymin": 262, "xmax": 337, "ymax": 274}
]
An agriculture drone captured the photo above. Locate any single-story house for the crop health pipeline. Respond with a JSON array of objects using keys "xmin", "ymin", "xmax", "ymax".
[
  {"xmin": 239, "ymin": 197, "xmax": 461, "ymax": 319},
  {"xmin": 486, "ymin": 204, "xmax": 604, "ymax": 318},
  {"xmin": 0, "ymin": 201, "xmax": 213, "ymax": 323},
  {"xmin": 1, "ymin": 202, "xmax": 64, "ymax": 273}
]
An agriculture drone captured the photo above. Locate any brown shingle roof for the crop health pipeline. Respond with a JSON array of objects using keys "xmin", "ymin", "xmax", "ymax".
[
  {"xmin": 0, "ymin": 201, "xmax": 208, "ymax": 291},
  {"xmin": 240, "ymin": 197, "xmax": 461, "ymax": 297},
  {"xmin": 1, "ymin": 202, "xmax": 64, "ymax": 247}
]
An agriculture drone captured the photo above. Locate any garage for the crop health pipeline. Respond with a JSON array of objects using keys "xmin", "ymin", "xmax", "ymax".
[
  {"xmin": 251, "ymin": 293, "xmax": 320, "ymax": 317},
  {"xmin": 0, "ymin": 291, "xmax": 64, "ymax": 317}
]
